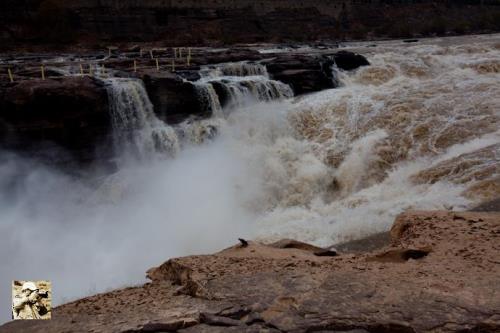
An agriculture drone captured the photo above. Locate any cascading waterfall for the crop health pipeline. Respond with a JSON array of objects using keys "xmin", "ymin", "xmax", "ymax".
[
  {"xmin": 200, "ymin": 61, "xmax": 269, "ymax": 78},
  {"xmin": 195, "ymin": 62, "xmax": 294, "ymax": 113},
  {"xmin": 208, "ymin": 76, "xmax": 294, "ymax": 109},
  {"xmin": 194, "ymin": 82, "xmax": 223, "ymax": 117},
  {"xmin": 106, "ymin": 78, "xmax": 179, "ymax": 160}
]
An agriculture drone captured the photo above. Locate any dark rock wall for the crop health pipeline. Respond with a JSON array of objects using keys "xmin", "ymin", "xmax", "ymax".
[
  {"xmin": 141, "ymin": 72, "xmax": 209, "ymax": 124},
  {"xmin": 1, "ymin": 0, "xmax": 499, "ymax": 48},
  {"xmin": 0, "ymin": 77, "xmax": 112, "ymax": 165}
]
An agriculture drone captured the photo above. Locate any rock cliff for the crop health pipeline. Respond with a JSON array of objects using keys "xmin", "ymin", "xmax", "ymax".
[{"xmin": 0, "ymin": 0, "xmax": 499, "ymax": 49}]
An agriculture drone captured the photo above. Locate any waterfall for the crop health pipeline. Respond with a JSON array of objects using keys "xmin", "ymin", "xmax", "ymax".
[
  {"xmin": 330, "ymin": 63, "xmax": 353, "ymax": 87},
  {"xmin": 106, "ymin": 78, "xmax": 179, "ymax": 160},
  {"xmin": 194, "ymin": 82, "xmax": 223, "ymax": 117},
  {"xmin": 196, "ymin": 62, "xmax": 293, "ymax": 113},
  {"xmin": 209, "ymin": 76, "xmax": 293, "ymax": 109},
  {"xmin": 200, "ymin": 61, "xmax": 269, "ymax": 78},
  {"xmin": 102, "ymin": 62, "xmax": 291, "ymax": 157}
]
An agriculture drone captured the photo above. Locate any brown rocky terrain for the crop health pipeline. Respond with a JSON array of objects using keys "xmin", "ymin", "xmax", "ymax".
[{"xmin": 1, "ymin": 210, "xmax": 499, "ymax": 332}]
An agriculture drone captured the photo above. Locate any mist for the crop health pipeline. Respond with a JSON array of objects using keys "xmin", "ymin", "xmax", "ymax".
[{"xmin": 0, "ymin": 120, "xmax": 262, "ymax": 323}]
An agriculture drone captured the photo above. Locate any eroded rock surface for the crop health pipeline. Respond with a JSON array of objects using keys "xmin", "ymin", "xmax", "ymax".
[{"xmin": 1, "ymin": 210, "xmax": 499, "ymax": 332}]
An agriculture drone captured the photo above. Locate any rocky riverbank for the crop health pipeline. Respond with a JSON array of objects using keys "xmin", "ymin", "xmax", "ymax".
[{"xmin": 1, "ymin": 210, "xmax": 499, "ymax": 332}]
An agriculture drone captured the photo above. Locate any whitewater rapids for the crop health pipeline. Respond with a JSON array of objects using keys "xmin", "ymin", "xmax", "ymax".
[
  {"xmin": 253, "ymin": 35, "xmax": 500, "ymax": 245},
  {"xmin": 0, "ymin": 34, "xmax": 499, "ymax": 322}
]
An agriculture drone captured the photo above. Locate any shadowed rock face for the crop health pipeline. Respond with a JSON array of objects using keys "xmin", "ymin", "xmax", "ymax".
[
  {"xmin": 263, "ymin": 55, "xmax": 338, "ymax": 95},
  {"xmin": 332, "ymin": 50, "xmax": 371, "ymax": 71},
  {"xmin": 263, "ymin": 51, "xmax": 370, "ymax": 94},
  {"xmin": 0, "ymin": 76, "xmax": 112, "ymax": 165},
  {"xmin": 140, "ymin": 71, "xmax": 209, "ymax": 124},
  {"xmin": 1, "ymin": 210, "xmax": 498, "ymax": 332},
  {"xmin": 1, "ymin": 0, "xmax": 499, "ymax": 48}
]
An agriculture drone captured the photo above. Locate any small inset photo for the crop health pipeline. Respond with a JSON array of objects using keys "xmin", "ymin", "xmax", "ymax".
[{"xmin": 12, "ymin": 280, "xmax": 51, "ymax": 320}]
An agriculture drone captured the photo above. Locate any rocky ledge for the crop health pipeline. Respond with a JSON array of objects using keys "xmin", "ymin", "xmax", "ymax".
[
  {"xmin": 0, "ymin": 48, "xmax": 369, "ymax": 165},
  {"xmin": 2, "ymin": 210, "xmax": 499, "ymax": 333}
]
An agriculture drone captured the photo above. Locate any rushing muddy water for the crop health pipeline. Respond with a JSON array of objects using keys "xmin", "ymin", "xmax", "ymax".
[
  {"xmin": 0, "ymin": 35, "xmax": 499, "ymax": 322},
  {"xmin": 255, "ymin": 35, "xmax": 500, "ymax": 245}
]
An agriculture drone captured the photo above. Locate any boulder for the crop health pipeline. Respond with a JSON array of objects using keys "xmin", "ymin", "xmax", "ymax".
[
  {"xmin": 332, "ymin": 50, "xmax": 370, "ymax": 71},
  {"xmin": 270, "ymin": 68, "xmax": 334, "ymax": 95},
  {"xmin": 264, "ymin": 55, "xmax": 337, "ymax": 94},
  {"xmin": 140, "ymin": 71, "xmax": 210, "ymax": 124}
]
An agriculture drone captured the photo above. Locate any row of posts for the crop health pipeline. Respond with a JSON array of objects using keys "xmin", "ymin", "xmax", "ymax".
[
  {"xmin": 138, "ymin": 47, "xmax": 192, "ymax": 64},
  {"xmin": 5, "ymin": 47, "xmax": 193, "ymax": 82}
]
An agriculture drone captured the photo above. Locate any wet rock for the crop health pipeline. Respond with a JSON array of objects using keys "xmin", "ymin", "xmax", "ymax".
[
  {"xmin": 332, "ymin": 51, "xmax": 370, "ymax": 71},
  {"xmin": 270, "ymin": 68, "xmax": 333, "ymax": 95},
  {"xmin": 0, "ymin": 76, "xmax": 111, "ymax": 165},
  {"xmin": 140, "ymin": 71, "xmax": 209, "ymax": 124},
  {"xmin": 263, "ymin": 52, "xmax": 370, "ymax": 94},
  {"xmin": 209, "ymin": 81, "xmax": 230, "ymax": 107},
  {"xmin": 264, "ymin": 55, "xmax": 336, "ymax": 94},
  {"xmin": 176, "ymin": 70, "xmax": 202, "ymax": 82}
]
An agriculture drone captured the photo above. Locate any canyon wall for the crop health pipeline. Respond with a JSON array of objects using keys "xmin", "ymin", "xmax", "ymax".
[{"xmin": 1, "ymin": 0, "xmax": 499, "ymax": 48}]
